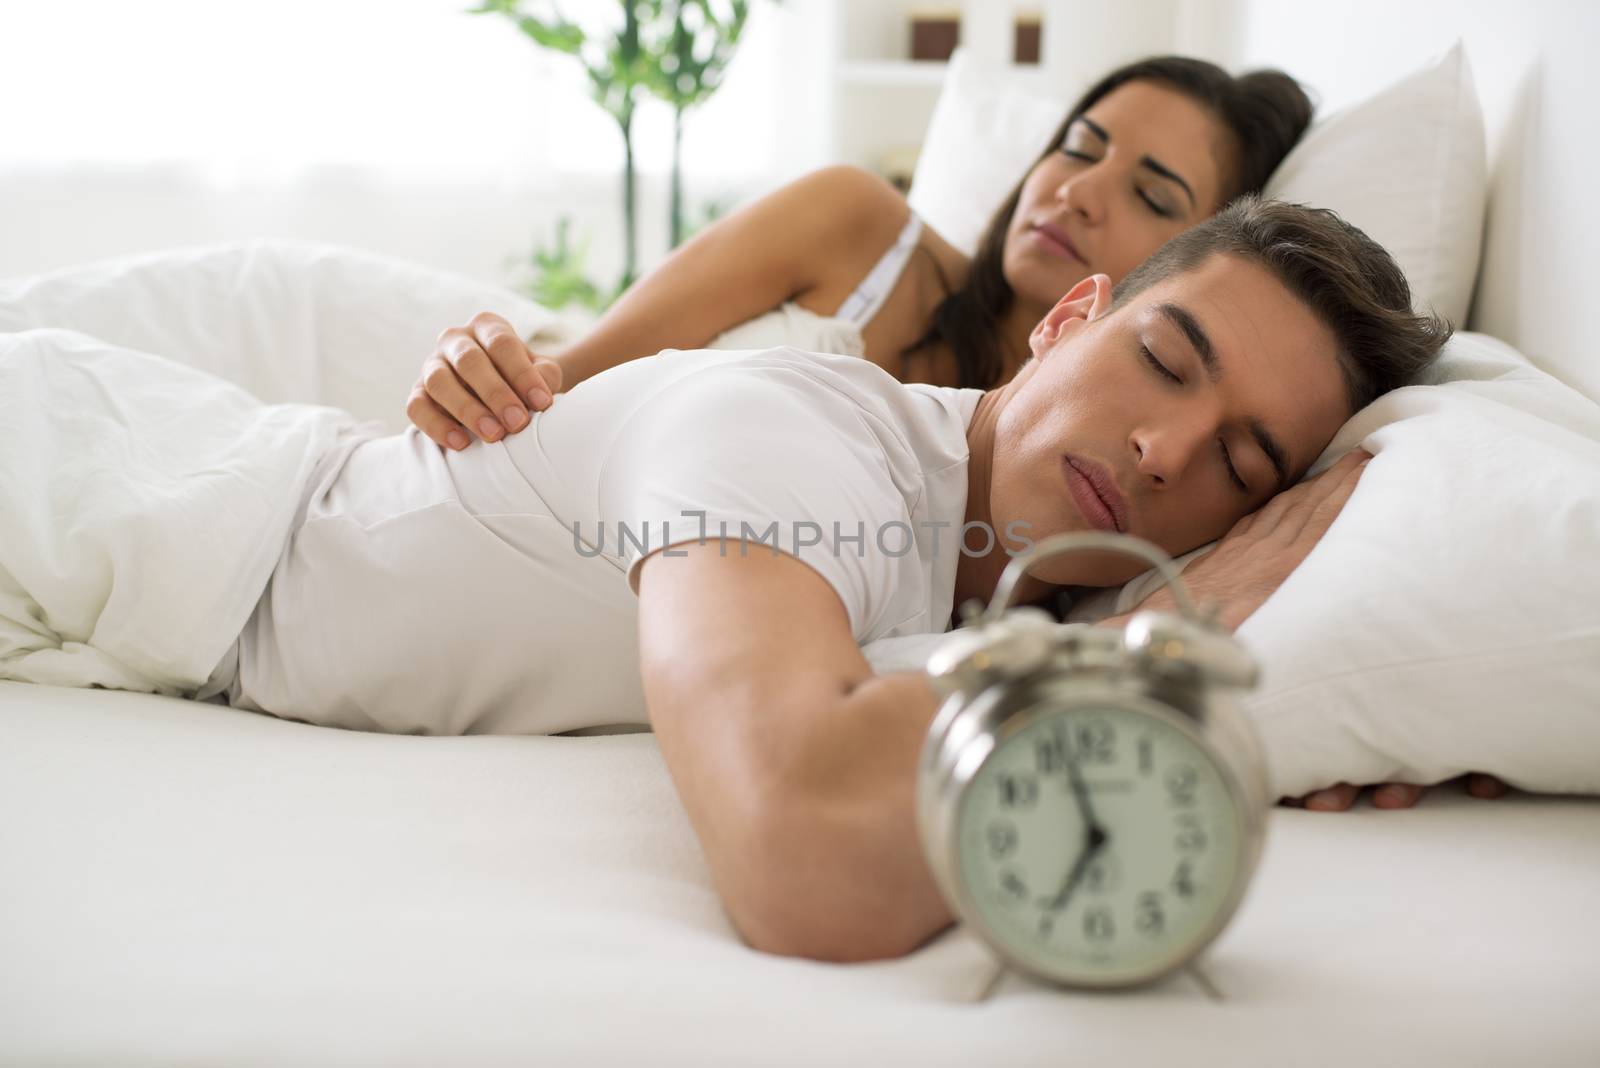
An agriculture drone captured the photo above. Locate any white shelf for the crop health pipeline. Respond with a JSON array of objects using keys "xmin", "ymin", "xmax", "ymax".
[{"xmin": 837, "ymin": 60, "xmax": 949, "ymax": 89}]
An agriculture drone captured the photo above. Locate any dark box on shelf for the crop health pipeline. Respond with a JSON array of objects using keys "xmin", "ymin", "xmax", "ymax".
[
  {"xmin": 910, "ymin": 9, "xmax": 960, "ymax": 62},
  {"xmin": 1015, "ymin": 14, "xmax": 1042, "ymax": 65}
]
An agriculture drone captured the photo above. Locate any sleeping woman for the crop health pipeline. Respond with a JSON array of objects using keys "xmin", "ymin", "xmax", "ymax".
[{"xmin": 402, "ymin": 55, "xmax": 1504, "ymax": 812}]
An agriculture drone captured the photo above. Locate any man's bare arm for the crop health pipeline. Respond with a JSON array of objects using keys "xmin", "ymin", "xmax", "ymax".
[{"xmin": 635, "ymin": 540, "xmax": 955, "ymax": 962}]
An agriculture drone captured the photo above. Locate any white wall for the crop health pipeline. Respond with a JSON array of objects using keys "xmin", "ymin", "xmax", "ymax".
[
  {"xmin": 1187, "ymin": 0, "xmax": 1600, "ymax": 400},
  {"xmin": 0, "ymin": 0, "xmax": 830, "ymax": 287}
]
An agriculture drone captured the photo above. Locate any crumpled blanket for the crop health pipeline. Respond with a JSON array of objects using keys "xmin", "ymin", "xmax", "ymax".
[{"xmin": 0, "ymin": 327, "xmax": 362, "ymax": 695}]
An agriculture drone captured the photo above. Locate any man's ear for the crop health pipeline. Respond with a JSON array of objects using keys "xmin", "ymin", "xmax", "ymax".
[{"xmin": 1028, "ymin": 273, "xmax": 1114, "ymax": 358}]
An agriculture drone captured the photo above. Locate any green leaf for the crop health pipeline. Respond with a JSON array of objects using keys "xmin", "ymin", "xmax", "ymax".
[{"xmin": 515, "ymin": 14, "xmax": 585, "ymax": 52}]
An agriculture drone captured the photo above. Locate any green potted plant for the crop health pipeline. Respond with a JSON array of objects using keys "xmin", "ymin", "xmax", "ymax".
[{"xmin": 470, "ymin": 0, "xmax": 765, "ymax": 308}]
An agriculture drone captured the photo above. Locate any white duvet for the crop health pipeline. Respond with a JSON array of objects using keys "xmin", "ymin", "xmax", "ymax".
[
  {"xmin": 0, "ymin": 239, "xmax": 551, "ymax": 696},
  {"xmin": 0, "ymin": 328, "xmax": 358, "ymax": 694}
]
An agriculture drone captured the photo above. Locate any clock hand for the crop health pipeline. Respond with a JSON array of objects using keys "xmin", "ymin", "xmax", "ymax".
[
  {"xmin": 1063, "ymin": 730, "xmax": 1107, "ymax": 838},
  {"xmin": 1045, "ymin": 822, "xmax": 1107, "ymax": 912}
]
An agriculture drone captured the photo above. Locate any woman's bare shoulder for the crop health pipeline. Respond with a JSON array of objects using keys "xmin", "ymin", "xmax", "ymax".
[
  {"xmin": 794, "ymin": 164, "xmax": 908, "ymax": 215},
  {"xmin": 767, "ymin": 167, "xmax": 913, "ymax": 308},
  {"xmin": 774, "ymin": 166, "xmax": 910, "ymax": 249}
]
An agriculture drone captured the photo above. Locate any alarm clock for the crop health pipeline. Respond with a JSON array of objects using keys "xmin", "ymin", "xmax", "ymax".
[{"xmin": 916, "ymin": 531, "xmax": 1270, "ymax": 990}]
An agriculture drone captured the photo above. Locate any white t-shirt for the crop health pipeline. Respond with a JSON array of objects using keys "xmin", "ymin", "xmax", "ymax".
[{"xmin": 230, "ymin": 346, "xmax": 981, "ymax": 735}]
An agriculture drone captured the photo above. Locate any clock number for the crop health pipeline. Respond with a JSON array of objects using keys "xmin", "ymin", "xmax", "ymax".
[
  {"xmin": 1039, "ymin": 912, "xmax": 1055, "ymax": 938},
  {"xmin": 1083, "ymin": 906, "xmax": 1115, "ymax": 943},
  {"xmin": 1035, "ymin": 731, "xmax": 1066, "ymax": 776},
  {"xmin": 1000, "ymin": 869, "xmax": 1028, "ymax": 901},
  {"xmin": 1175, "ymin": 811, "xmax": 1207, "ymax": 853},
  {"xmin": 1138, "ymin": 735, "xmax": 1154, "ymax": 776},
  {"xmin": 1172, "ymin": 860, "xmax": 1196, "ymax": 900},
  {"xmin": 997, "ymin": 773, "xmax": 1039, "ymax": 810},
  {"xmin": 1085, "ymin": 855, "xmax": 1115, "ymax": 895},
  {"xmin": 1135, "ymin": 891, "xmax": 1166, "ymax": 936},
  {"xmin": 1072, "ymin": 718, "xmax": 1116, "ymax": 766},
  {"xmin": 986, "ymin": 821, "xmax": 1017, "ymax": 860},
  {"xmin": 1165, "ymin": 764, "xmax": 1198, "ymax": 807}
]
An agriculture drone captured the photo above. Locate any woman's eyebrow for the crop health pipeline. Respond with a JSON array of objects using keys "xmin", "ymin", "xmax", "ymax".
[
  {"xmin": 1139, "ymin": 157, "xmax": 1197, "ymax": 209},
  {"xmin": 1074, "ymin": 116, "xmax": 1197, "ymax": 210}
]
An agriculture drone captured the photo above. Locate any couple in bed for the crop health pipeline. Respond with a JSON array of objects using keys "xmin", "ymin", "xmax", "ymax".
[{"xmin": 5, "ymin": 55, "xmax": 1501, "ymax": 962}]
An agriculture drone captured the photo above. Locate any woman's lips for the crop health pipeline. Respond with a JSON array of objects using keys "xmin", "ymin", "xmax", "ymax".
[
  {"xmin": 1062, "ymin": 456, "xmax": 1126, "ymax": 534},
  {"xmin": 1031, "ymin": 222, "xmax": 1085, "ymax": 264}
]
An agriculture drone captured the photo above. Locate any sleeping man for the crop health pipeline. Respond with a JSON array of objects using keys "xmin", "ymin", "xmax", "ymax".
[{"xmin": 0, "ymin": 197, "xmax": 1449, "ymax": 962}]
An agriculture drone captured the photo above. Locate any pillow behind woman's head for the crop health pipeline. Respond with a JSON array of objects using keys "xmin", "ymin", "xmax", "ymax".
[{"xmin": 909, "ymin": 42, "xmax": 1487, "ymax": 324}]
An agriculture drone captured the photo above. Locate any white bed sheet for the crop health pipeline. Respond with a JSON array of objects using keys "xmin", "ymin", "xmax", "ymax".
[{"xmin": 1, "ymin": 680, "xmax": 1596, "ymax": 1067}]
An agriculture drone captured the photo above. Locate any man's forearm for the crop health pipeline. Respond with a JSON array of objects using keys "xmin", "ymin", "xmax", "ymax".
[{"xmin": 757, "ymin": 672, "xmax": 957, "ymax": 963}]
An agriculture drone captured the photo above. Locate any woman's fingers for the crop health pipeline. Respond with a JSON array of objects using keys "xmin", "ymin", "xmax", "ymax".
[
  {"xmin": 1282, "ymin": 768, "xmax": 1508, "ymax": 814},
  {"xmin": 1303, "ymin": 781, "xmax": 1360, "ymax": 811},
  {"xmin": 441, "ymin": 339, "xmax": 527, "ymax": 438},
  {"xmin": 1372, "ymin": 782, "xmax": 1426, "ymax": 809},
  {"xmin": 531, "ymin": 357, "xmax": 563, "ymax": 405},
  {"xmin": 405, "ymin": 388, "xmax": 472, "ymax": 451},
  {"xmin": 1467, "ymin": 773, "xmax": 1509, "ymax": 799},
  {"xmin": 471, "ymin": 316, "xmax": 549, "ymax": 414},
  {"xmin": 422, "ymin": 356, "xmax": 507, "ymax": 442}
]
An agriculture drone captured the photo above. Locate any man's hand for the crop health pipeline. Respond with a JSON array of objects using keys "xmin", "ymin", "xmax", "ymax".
[
  {"xmin": 1134, "ymin": 448, "xmax": 1373, "ymax": 632},
  {"xmin": 406, "ymin": 312, "xmax": 563, "ymax": 450},
  {"xmin": 1102, "ymin": 447, "xmax": 1513, "ymax": 813},
  {"xmin": 635, "ymin": 539, "xmax": 954, "ymax": 962}
]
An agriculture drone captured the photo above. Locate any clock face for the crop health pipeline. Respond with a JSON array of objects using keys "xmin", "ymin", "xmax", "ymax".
[{"xmin": 953, "ymin": 702, "xmax": 1244, "ymax": 986}]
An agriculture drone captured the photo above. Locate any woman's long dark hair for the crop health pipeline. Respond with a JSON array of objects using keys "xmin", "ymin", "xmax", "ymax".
[{"xmin": 907, "ymin": 56, "xmax": 1314, "ymax": 388}]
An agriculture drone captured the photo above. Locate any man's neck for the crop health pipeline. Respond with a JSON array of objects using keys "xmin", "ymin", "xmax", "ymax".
[
  {"xmin": 954, "ymin": 378, "xmax": 1051, "ymax": 623},
  {"xmin": 953, "ymin": 389, "xmax": 1005, "ymax": 616},
  {"xmin": 950, "ymin": 299, "xmax": 1057, "ymax": 624}
]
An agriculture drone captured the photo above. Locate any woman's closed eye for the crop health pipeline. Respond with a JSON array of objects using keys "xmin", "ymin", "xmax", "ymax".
[
  {"xmin": 1139, "ymin": 190, "xmax": 1175, "ymax": 218},
  {"xmin": 1059, "ymin": 149, "xmax": 1177, "ymax": 219},
  {"xmin": 1140, "ymin": 344, "xmax": 1250, "ymax": 493}
]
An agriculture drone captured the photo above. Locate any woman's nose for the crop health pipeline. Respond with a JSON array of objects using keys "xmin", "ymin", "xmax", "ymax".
[{"xmin": 1058, "ymin": 165, "xmax": 1107, "ymax": 225}]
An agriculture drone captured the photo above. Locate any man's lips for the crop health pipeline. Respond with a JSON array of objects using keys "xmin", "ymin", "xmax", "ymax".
[
  {"xmin": 1062, "ymin": 455, "xmax": 1129, "ymax": 534},
  {"xmin": 1031, "ymin": 221, "xmax": 1086, "ymax": 264}
]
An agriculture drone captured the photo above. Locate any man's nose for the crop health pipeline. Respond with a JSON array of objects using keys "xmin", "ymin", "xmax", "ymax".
[{"xmin": 1133, "ymin": 420, "xmax": 1214, "ymax": 488}]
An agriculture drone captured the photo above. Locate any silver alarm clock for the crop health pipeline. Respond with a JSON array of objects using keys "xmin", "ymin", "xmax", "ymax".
[{"xmin": 916, "ymin": 531, "xmax": 1270, "ymax": 991}]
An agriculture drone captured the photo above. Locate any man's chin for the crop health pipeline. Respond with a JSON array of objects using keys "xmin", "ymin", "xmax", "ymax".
[{"xmin": 1009, "ymin": 551, "xmax": 1149, "ymax": 589}]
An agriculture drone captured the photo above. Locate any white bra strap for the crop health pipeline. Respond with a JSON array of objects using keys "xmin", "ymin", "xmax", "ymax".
[{"xmin": 835, "ymin": 212, "xmax": 925, "ymax": 327}]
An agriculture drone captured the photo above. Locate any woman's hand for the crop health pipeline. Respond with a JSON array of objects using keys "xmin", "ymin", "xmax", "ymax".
[
  {"xmin": 407, "ymin": 312, "xmax": 563, "ymax": 450},
  {"xmin": 1284, "ymin": 774, "xmax": 1511, "ymax": 811}
]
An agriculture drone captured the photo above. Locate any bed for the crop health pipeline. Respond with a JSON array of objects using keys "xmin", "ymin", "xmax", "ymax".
[
  {"xmin": 3, "ymin": 1, "xmax": 1599, "ymax": 1064},
  {"xmin": 1, "ymin": 679, "xmax": 1596, "ymax": 1066}
]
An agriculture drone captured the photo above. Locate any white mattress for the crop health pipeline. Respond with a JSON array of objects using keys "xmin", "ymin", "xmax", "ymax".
[{"xmin": 1, "ymin": 679, "xmax": 1596, "ymax": 1067}]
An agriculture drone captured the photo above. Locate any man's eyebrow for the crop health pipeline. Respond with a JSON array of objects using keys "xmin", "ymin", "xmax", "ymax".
[
  {"xmin": 1155, "ymin": 302, "xmax": 1293, "ymax": 494},
  {"xmin": 1069, "ymin": 117, "xmax": 1196, "ymax": 209}
]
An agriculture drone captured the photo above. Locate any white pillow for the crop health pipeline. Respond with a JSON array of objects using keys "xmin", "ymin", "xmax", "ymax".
[
  {"xmin": 907, "ymin": 49, "xmax": 1069, "ymax": 258},
  {"xmin": 1265, "ymin": 42, "xmax": 1486, "ymax": 326},
  {"xmin": 1065, "ymin": 331, "xmax": 1600, "ymax": 800},
  {"xmin": 0, "ymin": 240, "xmax": 554, "ymax": 430},
  {"xmin": 908, "ymin": 43, "xmax": 1487, "ymax": 325}
]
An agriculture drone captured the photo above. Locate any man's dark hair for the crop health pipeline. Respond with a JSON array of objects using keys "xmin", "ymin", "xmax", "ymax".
[
  {"xmin": 904, "ymin": 55, "xmax": 1315, "ymax": 389},
  {"xmin": 1112, "ymin": 195, "xmax": 1452, "ymax": 415}
]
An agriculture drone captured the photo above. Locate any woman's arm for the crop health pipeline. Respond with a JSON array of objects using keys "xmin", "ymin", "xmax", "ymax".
[{"xmin": 407, "ymin": 166, "xmax": 908, "ymax": 449}]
